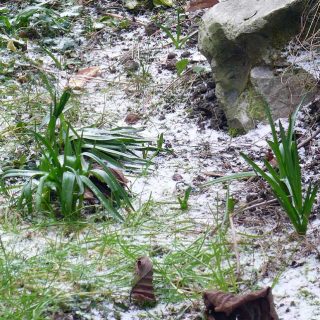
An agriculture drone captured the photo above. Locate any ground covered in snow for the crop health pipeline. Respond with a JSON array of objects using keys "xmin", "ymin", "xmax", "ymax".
[{"xmin": 0, "ymin": 1, "xmax": 319, "ymax": 319}]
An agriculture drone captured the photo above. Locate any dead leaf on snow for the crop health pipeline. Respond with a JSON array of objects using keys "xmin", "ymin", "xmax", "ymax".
[
  {"xmin": 203, "ymin": 287, "xmax": 279, "ymax": 320},
  {"xmin": 185, "ymin": 0, "xmax": 219, "ymax": 12},
  {"xmin": 130, "ymin": 256, "xmax": 156, "ymax": 305},
  {"xmin": 68, "ymin": 66, "xmax": 100, "ymax": 89},
  {"xmin": 125, "ymin": 113, "xmax": 141, "ymax": 125}
]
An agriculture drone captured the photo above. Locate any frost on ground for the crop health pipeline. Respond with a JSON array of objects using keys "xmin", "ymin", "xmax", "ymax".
[{"xmin": 0, "ymin": 3, "xmax": 320, "ymax": 320}]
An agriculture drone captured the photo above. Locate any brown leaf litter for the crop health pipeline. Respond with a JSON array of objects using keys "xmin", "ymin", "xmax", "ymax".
[
  {"xmin": 68, "ymin": 66, "xmax": 100, "ymax": 89},
  {"xmin": 130, "ymin": 256, "xmax": 156, "ymax": 305},
  {"xmin": 203, "ymin": 287, "xmax": 279, "ymax": 320}
]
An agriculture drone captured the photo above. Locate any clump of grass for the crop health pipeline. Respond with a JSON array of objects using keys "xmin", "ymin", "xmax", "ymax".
[
  {"xmin": 158, "ymin": 9, "xmax": 191, "ymax": 49},
  {"xmin": 177, "ymin": 186, "xmax": 191, "ymax": 210},
  {"xmin": 0, "ymin": 87, "xmax": 154, "ymax": 221},
  {"xmin": 241, "ymin": 104, "xmax": 318, "ymax": 235}
]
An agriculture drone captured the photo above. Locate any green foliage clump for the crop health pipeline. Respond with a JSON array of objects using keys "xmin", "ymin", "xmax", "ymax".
[
  {"xmin": 241, "ymin": 105, "xmax": 318, "ymax": 235},
  {"xmin": 0, "ymin": 87, "xmax": 155, "ymax": 221}
]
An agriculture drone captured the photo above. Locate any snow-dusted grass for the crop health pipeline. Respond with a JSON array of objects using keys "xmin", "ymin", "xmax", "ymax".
[{"xmin": 0, "ymin": 2, "xmax": 320, "ymax": 319}]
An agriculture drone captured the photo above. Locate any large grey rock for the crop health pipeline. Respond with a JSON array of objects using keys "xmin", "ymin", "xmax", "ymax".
[{"xmin": 198, "ymin": 0, "xmax": 317, "ymax": 130}]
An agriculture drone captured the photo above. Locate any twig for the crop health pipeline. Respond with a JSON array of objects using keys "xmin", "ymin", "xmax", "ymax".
[
  {"xmin": 298, "ymin": 127, "xmax": 320, "ymax": 149},
  {"xmin": 103, "ymin": 12, "xmax": 147, "ymax": 27},
  {"xmin": 233, "ymin": 198, "xmax": 279, "ymax": 217}
]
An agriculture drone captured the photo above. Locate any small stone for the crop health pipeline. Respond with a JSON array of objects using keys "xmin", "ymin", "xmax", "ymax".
[
  {"xmin": 172, "ymin": 173, "xmax": 183, "ymax": 181},
  {"xmin": 193, "ymin": 175, "xmax": 206, "ymax": 182},
  {"xmin": 197, "ymin": 84, "xmax": 207, "ymax": 94},
  {"xmin": 181, "ymin": 51, "xmax": 191, "ymax": 58},
  {"xmin": 109, "ymin": 66, "xmax": 117, "ymax": 74},
  {"xmin": 164, "ymin": 58, "xmax": 177, "ymax": 71},
  {"xmin": 124, "ymin": 59, "xmax": 139, "ymax": 72},
  {"xmin": 167, "ymin": 52, "xmax": 177, "ymax": 60},
  {"xmin": 246, "ymin": 193, "xmax": 258, "ymax": 202}
]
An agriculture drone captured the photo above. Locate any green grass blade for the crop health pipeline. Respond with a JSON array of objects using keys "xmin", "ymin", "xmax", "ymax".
[
  {"xmin": 17, "ymin": 180, "xmax": 33, "ymax": 214},
  {"xmin": 61, "ymin": 171, "xmax": 76, "ymax": 217},
  {"xmin": 2, "ymin": 170, "xmax": 46, "ymax": 179},
  {"xmin": 201, "ymin": 172, "xmax": 256, "ymax": 187},
  {"xmin": 35, "ymin": 175, "xmax": 48, "ymax": 211},
  {"xmin": 54, "ymin": 89, "xmax": 71, "ymax": 118},
  {"xmin": 65, "ymin": 166, "xmax": 84, "ymax": 195}
]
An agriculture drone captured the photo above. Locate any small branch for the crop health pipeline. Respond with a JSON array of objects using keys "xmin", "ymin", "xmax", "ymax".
[
  {"xmin": 233, "ymin": 198, "xmax": 279, "ymax": 217},
  {"xmin": 297, "ymin": 96, "xmax": 320, "ymax": 149},
  {"xmin": 298, "ymin": 127, "xmax": 320, "ymax": 149},
  {"xmin": 103, "ymin": 12, "xmax": 147, "ymax": 27}
]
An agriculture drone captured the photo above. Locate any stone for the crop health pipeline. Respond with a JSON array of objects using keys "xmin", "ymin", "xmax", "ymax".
[
  {"xmin": 124, "ymin": 59, "xmax": 139, "ymax": 73},
  {"xmin": 249, "ymin": 66, "xmax": 318, "ymax": 120},
  {"xmin": 172, "ymin": 173, "xmax": 183, "ymax": 181},
  {"xmin": 198, "ymin": 0, "xmax": 318, "ymax": 130}
]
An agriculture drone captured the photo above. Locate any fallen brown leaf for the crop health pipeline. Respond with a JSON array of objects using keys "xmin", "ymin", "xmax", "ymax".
[
  {"xmin": 68, "ymin": 66, "xmax": 100, "ymax": 89},
  {"xmin": 266, "ymin": 149, "xmax": 277, "ymax": 168},
  {"xmin": 185, "ymin": 0, "xmax": 219, "ymax": 12},
  {"xmin": 125, "ymin": 113, "xmax": 141, "ymax": 125},
  {"xmin": 109, "ymin": 167, "xmax": 129, "ymax": 186},
  {"xmin": 131, "ymin": 256, "xmax": 156, "ymax": 305},
  {"xmin": 84, "ymin": 166, "xmax": 128, "ymax": 202},
  {"xmin": 203, "ymin": 287, "xmax": 279, "ymax": 320}
]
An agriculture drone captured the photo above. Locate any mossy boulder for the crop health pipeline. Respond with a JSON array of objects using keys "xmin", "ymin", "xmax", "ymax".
[{"xmin": 198, "ymin": 0, "xmax": 318, "ymax": 130}]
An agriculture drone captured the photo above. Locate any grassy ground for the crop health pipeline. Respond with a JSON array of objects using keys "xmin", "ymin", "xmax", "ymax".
[{"xmin": 0, "ymin": 1, "xmax": 320, "ymax": 319}]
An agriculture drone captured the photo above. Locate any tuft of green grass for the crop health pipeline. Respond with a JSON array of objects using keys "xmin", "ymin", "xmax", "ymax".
[
  {"xmin": 241, "ymin": 104, "xmax": 318, "ymax": 235},
  {"xmin": 0, "ymin": 85, "xmax": 155, "ymax": 221},
  {"xmin": 158, "ymin": 9, "xmax": 190, "ymax": 49},
  {"xmin": 177, "ymin": 186, "xmax": 192, "ymax": 210}
]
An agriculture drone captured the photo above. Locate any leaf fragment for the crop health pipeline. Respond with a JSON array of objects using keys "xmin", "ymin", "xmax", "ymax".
[
  {"xmin": 68, "ymin": 66, "xmax": 100, "ymax": 89},
  {"xmin": 185, "ymin": 0, "xmax": 219, "ymax": 12},
  {"xmin": 131, "ymin": 256, "xmax": 156, "ymax": 305},
  {"xmin": 7, "ymin": 39, "xmax": 17, "ymax": 52},
  {"xmin": 203, "ymin": 287, "xmax": 279, "ymax": 320}
]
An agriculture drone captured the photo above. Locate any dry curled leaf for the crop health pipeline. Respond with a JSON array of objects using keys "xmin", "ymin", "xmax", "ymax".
[
  {"xmin": 68, "ymin": 66, "xmax": 100, "ymax": 89},
  {"xmin": 266, "ymin": 149, "xmax": 277, "ymax": 168},
  {"xmin": 185, "ymin": 0, "xmax": 219, "ymax": 12},
  {"xmin": 84, "ymin": 166, "xmax": 128, "ymax": 202},
  {"xmin": 125, "ymin": 113, "xmax": 141, "ymax": 125},
  {"xmin": 203, "ymin": 287, "xmax": 279, "ymax": 320},
  {"xmin": 109, "ymin": 168, "xmax": 129, "ymax": 186},
  {"xmin": 130, "ymin": 256, "xmax": 156, "ymax": 305}
]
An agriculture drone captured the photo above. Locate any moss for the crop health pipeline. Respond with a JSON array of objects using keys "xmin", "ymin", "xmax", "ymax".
[
  {"xmin": 246, "ymin": 85, "xmax": 268, "ymax": 121},
  {"xmin": 228, "ymin": 127, "xmax": 245, "ymax": 137}
]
